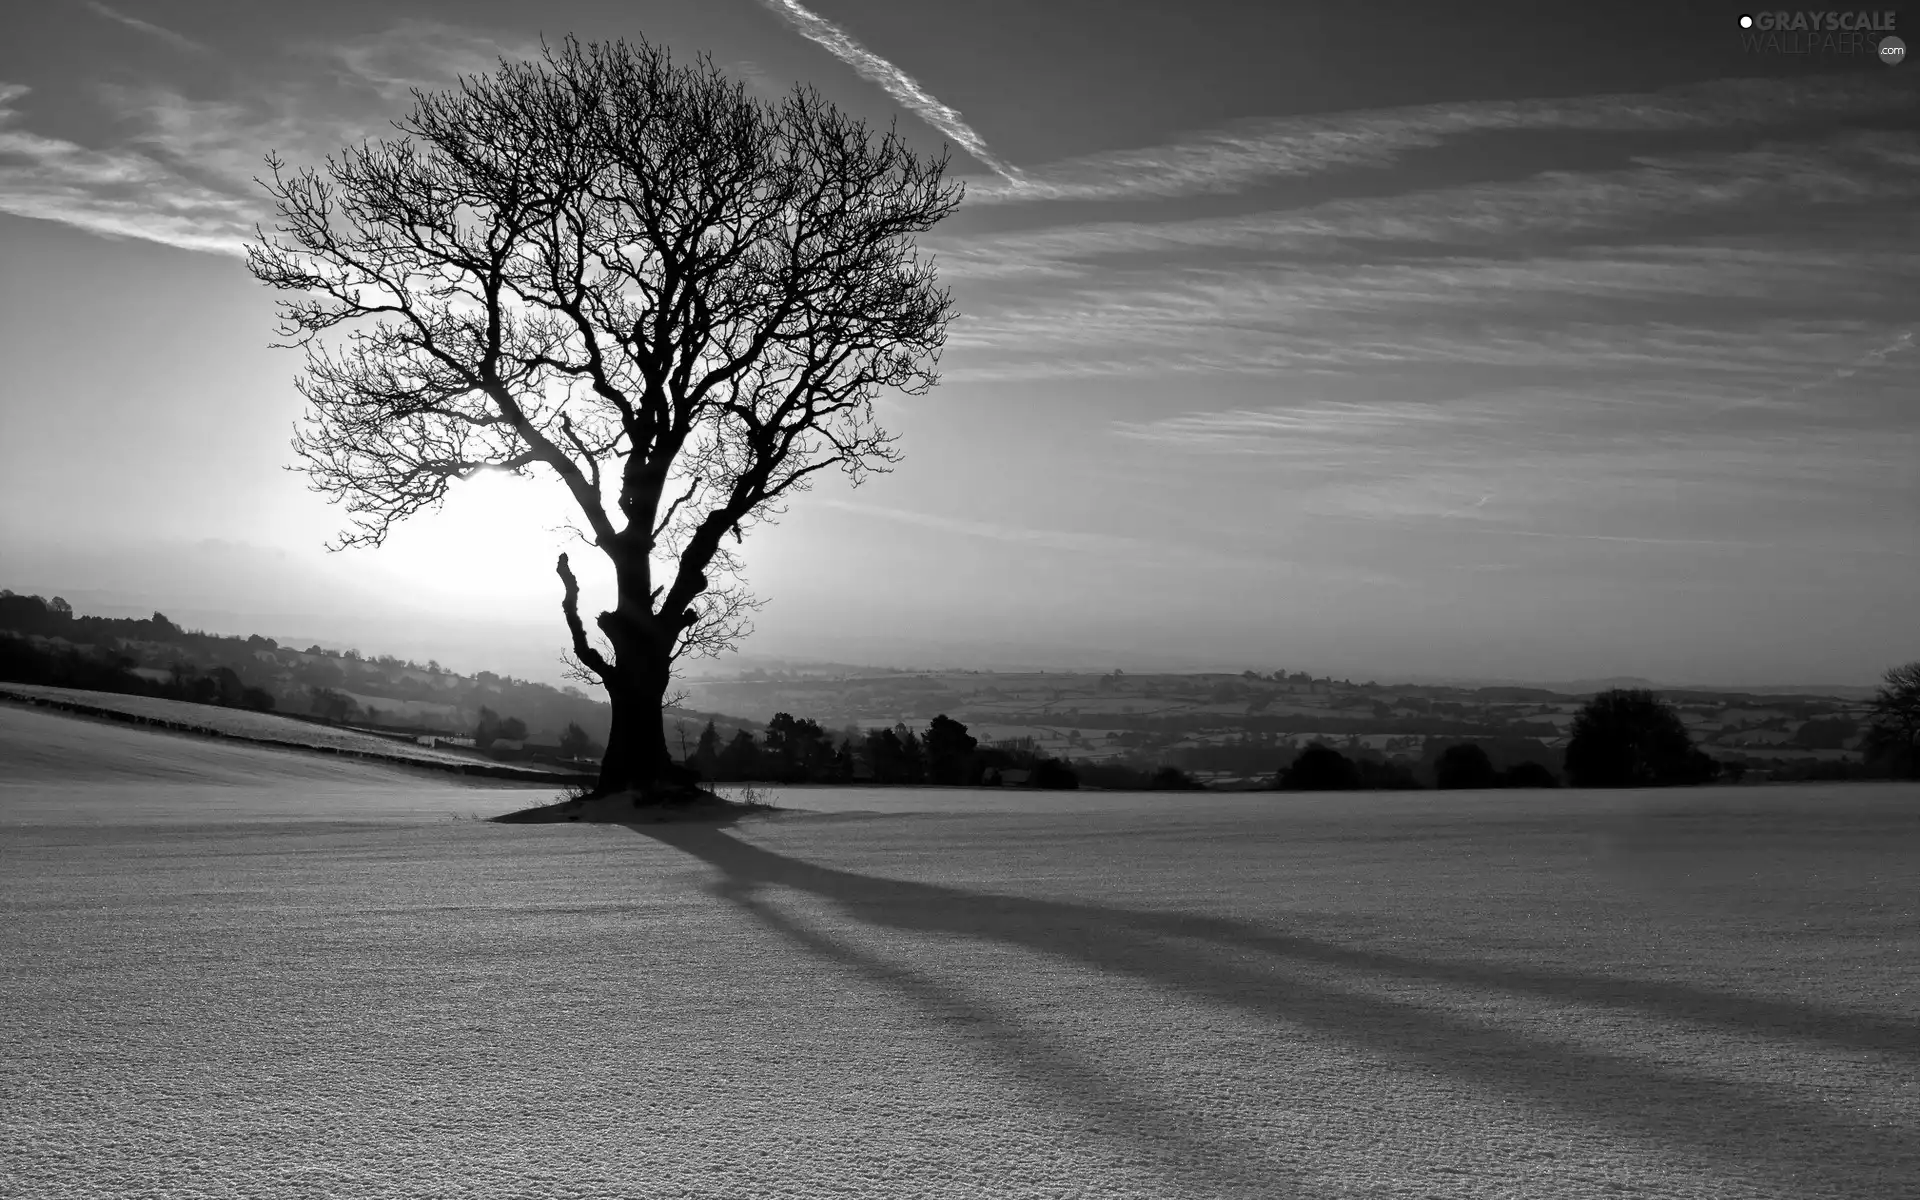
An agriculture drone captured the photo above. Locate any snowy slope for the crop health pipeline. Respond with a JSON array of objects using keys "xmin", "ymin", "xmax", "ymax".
[
  {"xmin": 2, "ymin": 713, "xmax": 1916, "ymax": 1197},
  {"xmin": 0, "ymin": 683, "xmax": 581, "ymax": 775},
  {"xmin": 0, "ymin": 701, "xmax": 544, "ymax": 824}
]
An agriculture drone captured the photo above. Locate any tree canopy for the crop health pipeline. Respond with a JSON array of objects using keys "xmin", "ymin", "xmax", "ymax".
[
  {"xmin": 1564, "ymin": 689, "xmax": 1718, "ymax": 787},
  {"xmin": 1863, "ymin": 660, "xmax": 1920, "ymax": 778}
]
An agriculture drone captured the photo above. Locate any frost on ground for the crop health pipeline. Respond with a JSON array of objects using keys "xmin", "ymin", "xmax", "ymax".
[
  {"xmin": 0, "ymin": 683, "xmax": 578, "ymax": 774},
  {"xmin": 2, "ymin": 705, "xmax": 1916, "ymax": 1198},
  {"xmin": 0, "ymin": 702, "xmax": 542, "ymax": 825}
]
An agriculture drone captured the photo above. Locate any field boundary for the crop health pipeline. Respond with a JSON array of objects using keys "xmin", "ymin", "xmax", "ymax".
[{"xmin": 0, "ymin": 686, "xmax": 595, "ymax": 786}]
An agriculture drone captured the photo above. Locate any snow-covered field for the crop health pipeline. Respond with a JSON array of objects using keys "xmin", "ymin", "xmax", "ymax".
[
  {"xmin": 3, "ymin": 704, "xmax": 1917, "ymax": 1198},
  {"xmin": 0, "ymin": 683, "xmax": 578, "ymax": 775}
]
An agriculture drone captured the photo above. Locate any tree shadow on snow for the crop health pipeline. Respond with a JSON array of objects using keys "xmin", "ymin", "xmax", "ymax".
[{"xmin": 633, "ymin": 824, "xmax": 1919, "ymax": 1195}]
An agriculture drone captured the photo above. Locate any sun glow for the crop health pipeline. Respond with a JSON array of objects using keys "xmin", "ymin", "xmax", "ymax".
[{"xmin": 362, "ymin": 467, "xmax": 609, "ymax": 623}]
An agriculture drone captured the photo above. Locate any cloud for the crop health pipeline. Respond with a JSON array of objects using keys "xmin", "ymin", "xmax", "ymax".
[
  {"xmin": 931, "ymin": 123, "xmax": 1920, "ymax": 392},
  {"xmin": 934, "ymin": 133, "xmax": 1920, "ymax": 281},
  {"xmin": 1107, "ymin": 381, "xmax": 1916, "ymax": 550},
  {"xmin": 83, "ymin": 1, "xmax": 207, "ymax": 54},
  {"xmin": 818, "ymin": 497, "xmax": 1161, "ymax": 557},
  {"xmin": 1829, "ymin": 329, "xmax": 1915, "ymax": 381},
  {"xmin": 0, "ymin": 21, "xmax": 537, "ymax": 255},
  {"xmin": 940, "ymin": 235, "xmax": 1920, "ymax": 387},
  {"xmin": 754, "ymin": 0, "xmax": 1020, "ymax": 182},
  {"xmin": 312, "ymin": 19, "xmax": 539, "ymax": 107},
  {"xmin": 0, "ymin": 82, "xmax": 259, "ymax": 254},
  {"xmin": 961, "ymin": 75, "xmax": 1917, "ymax": 205},
  {"xmin": 815, "ymin": 498, "xmax": 1336, "ymax": 577},
  {"xmin": 1112, "ymin": 369, "xmax": 1914, "ymax": 461}
]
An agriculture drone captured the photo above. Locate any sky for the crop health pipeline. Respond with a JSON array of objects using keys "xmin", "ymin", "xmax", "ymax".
[{"xmin": 0, "ymin": 0, "xmax": 1915, "ymax": 687}]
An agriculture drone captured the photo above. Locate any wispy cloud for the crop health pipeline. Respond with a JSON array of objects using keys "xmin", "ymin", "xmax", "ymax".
[
  {"xmin": 0, "ymin": 82, "xmax": 258, "ymax": 253},
  {"xmin": 818, "ymin": 498, "xmax": 1135, "ymax": 554},
  {"xmin": 931, "ymin": 123, "xmax": 1920, "ymax": 392},
  {"xmin": 961, "ymin": 75, "xmax": 1917, "ymax": 204},
  {"xmin": 313, "ymin": 19, "xmax": 537, "ymax": 106},
  {"xmin": 815, "ymin": 498, "xmax": 1356, "ymax": 577},
  {"xmin": 754, "ymin": 0, "xmax": 1020, "ymax": 183},
  {"xmin": 1108, "ymin": 384, "xmax": 1916, "ymax": 551},
  {"xmin": 935, "ymin": 133, "xmax": 1920, "ymax": 281},
  {"xmin": 944, "ymin": 254, "xmax": 1919, "ymax": 389},
  {"xmin": 1831, "ymin": 329, "xmax": 1915, "ymax": 380},
  {"xmin": 0, "ymin": 21, "xmax": 535, "ymax": 255},
  {"xmin": 820, "ymin": 498, "xmax": 1430, "ymax": 588},
  {"xmin": 83, "ymin": 1, "xmax": 207, "ymax": 54}
]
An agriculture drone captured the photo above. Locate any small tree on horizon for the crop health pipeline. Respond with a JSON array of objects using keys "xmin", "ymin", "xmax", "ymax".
[
  {"xmin": 693, "ymin": 719, "xmax": 722, "ymax": 780},
  {"xmin": 1435, "ymin": 743, "xmax": 1500, "ymax": 790},
  {"xmin": 924, "ymin": 713, "xmax": 977, "ymax": 785},
  {"xmin": 248, "ymin": 36, "xmax": 960, "ymax": 801},
  {"xmin": 1863, "ymin": 660, "xmax": 1920, "ymax": 778},
  {"xmin": 559, "ymin": 720, "xmax": 599, "ymax": 760},
  {"xmin": 1564, "ymin": 689, "xmax": 1718, "ymax": 788},
  {"xmin": 1275, "ymin": 743, "xmax": 1361, "ymax": 792}
]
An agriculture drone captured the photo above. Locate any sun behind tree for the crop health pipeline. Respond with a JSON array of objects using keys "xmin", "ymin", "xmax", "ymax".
[{"xmin": 248, "ymin": 36, "xmax": 960, "ymax": 803}]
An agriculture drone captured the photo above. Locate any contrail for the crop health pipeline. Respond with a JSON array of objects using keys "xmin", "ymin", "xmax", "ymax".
[
  {"xmin": 83, "ymin": 1, "xmax": 208, "ymax": 54},
  {"xmin": 755, "ymin": 0, "xmax": 1023, "ymax": 183},
  {"xmin": 1832, "ymin": 329, "xmax": 1914, "ymax": 380}
]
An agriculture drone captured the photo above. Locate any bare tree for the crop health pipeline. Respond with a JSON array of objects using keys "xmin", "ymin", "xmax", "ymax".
[
  {"xmin": 248, "ymin": 36, "xmax": 958, "ymax": 799},
  {"xmin": 1864, "ymin": 660, "xmax": 1920, "ymax": 778}
]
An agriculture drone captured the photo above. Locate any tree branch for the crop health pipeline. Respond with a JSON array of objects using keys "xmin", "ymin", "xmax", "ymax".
[{"xmin": 556, "ymin": 553, "xmax": 614, "ymax": 682}]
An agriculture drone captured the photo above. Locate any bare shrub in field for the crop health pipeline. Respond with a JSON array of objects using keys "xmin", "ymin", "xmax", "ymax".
[{"xmin": 731, "ymin": 782, "xmax": 780, "ymax": 811}]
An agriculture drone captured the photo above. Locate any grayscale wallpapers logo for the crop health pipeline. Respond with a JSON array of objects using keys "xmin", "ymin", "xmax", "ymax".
[{"xmin": 1735, "ymin": 11, "xmax": 1905, "ymax": 61}]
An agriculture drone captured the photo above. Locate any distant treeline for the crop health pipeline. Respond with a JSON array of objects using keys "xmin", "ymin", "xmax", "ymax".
[
  {"xmin": 8, "ymin": 590, "xmax": 1903, "ymax": 788},
  {"xmin": 0, "ymin": 590, "xmax": 670, "ymax": 745},
  {"xmin": 687, "ymin": 717, "xmax": 1565, "ymax": 792},
  {"xmin": 687, "ymin": 712, "xmax": 1203, "ymax": 791},
  {"xmin": 1, "ymin": 602, "xmax": 279, "ymax": 714},
  {"xmin": 1270, "ymin": 742, "xmax": 1555, "ymax": 791}
]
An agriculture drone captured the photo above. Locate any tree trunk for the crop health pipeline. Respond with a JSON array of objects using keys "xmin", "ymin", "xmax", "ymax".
[
  {"xmin": 596, "ymin": 675, "xmax": 675, "ymax": 795},
  {"xmin": 589, "ymin": 561, "xmax": 700, "ymax": 801}
]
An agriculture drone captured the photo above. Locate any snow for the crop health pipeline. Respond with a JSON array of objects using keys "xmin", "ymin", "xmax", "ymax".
[
  {"xmin": 0, "ymin": 701, "xmax": 538, "ymax": 824},
  {"xmin": 3, "ymin": 703, "xmax": 1918, "ymax": 1198},
  {"xmin": 0, "ymin": 683, "xmax": 574, "ymax": 774}
]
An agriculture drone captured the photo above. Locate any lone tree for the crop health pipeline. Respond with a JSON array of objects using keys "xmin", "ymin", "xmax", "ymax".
[
  {"xmin": 1434, "ymin": 742, "xmax": 1499, "ymax": 790},
  {"xmin": 248, "ymin": 37, "xmax": 959, "ymax": 800},
  {"xmin": 1862, "ymin": 660, "xmax": 1920, "ymax": 778},
  {"xmin": 558, "ymin": 721, "xmax": 600, "ymax": 761},
  {"xmin": 1564, "ymin": 689, "xmax": 1719, "ymax": 788},
  {"xmin": 1275, "ymin": 742, "xmax": 1361, "ymax": 792}
]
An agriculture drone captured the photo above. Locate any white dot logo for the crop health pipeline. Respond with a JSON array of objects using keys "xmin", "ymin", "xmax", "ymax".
[
  {"xmin": 1739, "ymin": 14, "xmax": 1754, "ymax": 28},
  {"xmin": 1882, "ymin": 36, "xmax": 1907, "ymax": 65}
]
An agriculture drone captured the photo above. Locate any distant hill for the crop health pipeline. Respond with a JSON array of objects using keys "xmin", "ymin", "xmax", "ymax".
[
  {"xmin": 1383, "ymin": 673, "xmax": 1878, "ymax": 701},
  {"xmin": 0, "ymin": 588, "xmax": 757, "ymax": 748},
  {"xmin": 4, "ymin": 585, "xmax": 1884, "ymax": 788}
]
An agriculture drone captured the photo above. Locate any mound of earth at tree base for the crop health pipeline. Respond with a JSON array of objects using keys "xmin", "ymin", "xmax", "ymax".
[{"xmin": 491, "ymin": 785, "xmax": 778, "ymax": 825}]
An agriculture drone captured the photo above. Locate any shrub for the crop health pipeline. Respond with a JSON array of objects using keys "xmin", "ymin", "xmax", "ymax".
[
  {"xmin": 1435, "ymin": 743, "xmax": 1500, "ymax": 790},
  {"xmin": 1863, "ymin": 661, "xmax": 1920, "ymax": 779},
  {"xmin": 1354, "ymin": 757, "xmax": 1421, "ymax": 790},
  {"xmin": 1149, "ymin": 765, "xmax": 1204, "ymax": 791},
  {"xmin": 559, "ymin": 721, "xmax": 602, "ymax": 760},
  {"xmin": 1276, "ymin": 743, "xmax": 1361, "ymax": 791},
  {"xmin": 1031, "ymin": 757, "xmax": 1080, "ymax": 790}
]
